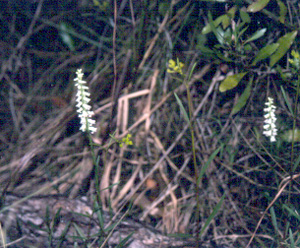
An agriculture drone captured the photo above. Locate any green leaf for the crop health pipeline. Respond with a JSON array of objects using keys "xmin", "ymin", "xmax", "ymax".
[
  {"xmin": 231, "ymin": 77, "xmax": 253, "ymax": 115},
  {"xmin": 293, "ymin": 153, "xmax": 300, "ymax": 173},
  {"xmin": 202, "ymin": 14, "xmax": 226, "ymax": 34},
  {"xmin": 276, "ymin": 65, "xmax": 292, "ymax": 81},
  {"xmin": 247, "ymin": 0, "xmax": 270, "ymax": 12},
  {"xmin": 289, "ymin": 228, "xmax": 295, "ymax": 248},
  {"xmin": 237, "ymin": 26, "xmax": 249, "ymax": 40},
  {"xmin": 240, "ymin": 9, "xmax": 251, "ymax": 23},
  {"xmin": 197, "ymin": 44, "xmax": 214, "ymax": 54},
  {"xmin": 222, "ymin": 7, "xmax": 237, "ymax": 29},
  {"xmin": 245, "ymin": 28, "xmax": 266, "ymax": 44},
  {"xmin": 270, "ymin": 31, "xmax": 298, "ymax": 67},
  {"xmin": 59, "ymin": 22, "xmax": 75, "ymax": 51},
  {"xmin": 219, "ymin": 72, "xmax": 247, "ymax": 92},
  {"xmin": 73, "ymin": 223, "xmax": 86, "ymax": 238},
  {"xmin": 214, "ymin": 27, "xmax": 226, "ymax": 45},
  {"xmin": 217, "ymin": 53, "xmax": 234, "ymax": 62},
  {"xmin": 115, "ymin": 233, "xmax": 134, "ymax": 248},
  {"xmin": 223, "ymin": 28, "xmax": 232, "ymax": 45},
  {"xmin": 251, "ymin": 43, "xmax": 279, "ymax": 65},
  {"xmin": 174, "ymin": 93, "xmax": 189, "ymax": 123},
  {"xmin": 277, "ymin": 0, "xmax": 287, "ymax": 24},
  {"xmin": 283, "ymin": 205, "xmax": 300, "ymax": 221},
  {"xmin": 244, "ymin": 44, "xmax": 252, "ymax": 51},
  {"xmin": 270, "ymin": 207, "xmax": 278, "ymax": 234},
  {"xmin": 94, "ymin": 199, "xmax": 105, "ymax": 229},
  {"xmin": 221, "ymin": 15, "xmax": 231, "ymax": 30},
  {"xmin": 198, "ymin": 146, "xmax": 222, "ymax": 183},
  {"xmin": 199, "ymin": 194, "xmax": 225, "ymax": 236},
  {"xmin": 280, "ymin": 86, "xmax": 293, "ymax": 115}
]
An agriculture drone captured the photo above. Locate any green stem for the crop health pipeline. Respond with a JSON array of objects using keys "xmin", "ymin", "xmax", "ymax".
[
  {"xmin": 290, "ymin": 75, "xmax": 300, "ymax": 173},
  {"xmin": 287, "ymin": 74, "xmax": 300, "ymax": 213},
  {"xmin": 185, "ymin": 82, "xmax": 201, "ymax": 247},
  {"xmin": 87, "ymin": 133, "xmax": 101, "ymax": 202}
]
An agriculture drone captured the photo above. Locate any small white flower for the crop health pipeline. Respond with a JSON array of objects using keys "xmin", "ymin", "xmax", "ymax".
[
  {"xmin": 263, "ymin": 97, "xmax": 277, "ymax": 142},
  {"xmin": 74, "ymin": 69, "xmax": 97, "ymax": 134}
]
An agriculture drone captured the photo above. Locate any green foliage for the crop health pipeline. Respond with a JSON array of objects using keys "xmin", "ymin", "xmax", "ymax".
[
  {"xmin": 277, "ymin": 0, "xmax": 287, "ymax": 23},
  {"xmin": 219, "ymin": 72, "xmax": 247, "ymax": 92},
  {"xmin": 198, "ymin": 4, "xmax": 300, "ymax": 243},
  {"xmin": 251, "ymin": 43, "xmax": 279, "ymax": 66},
  {"xmin": 174, "ymin": 93, "xmax": 190, "ymax": 123},
  {"xmin": 230, "ymin": 76, "xmax": 252, "ymax": 115},
  {"xmin": 199, "ymin": 2, "xmax": 298, "ymax": 117},
  {"xmin": 199, "ymin": 193, "xmax": 225, "ymax": 236},
  {"xmin": 247, "ymin": 0, "xmax": 270, "ymax": 13},
  {"xmin": 270, "ymin": 31, "xmax": 298, "ymax": 67},
  {"xmin": 4, "ymin": 1, "xmax": 300, "ymax": 247}
]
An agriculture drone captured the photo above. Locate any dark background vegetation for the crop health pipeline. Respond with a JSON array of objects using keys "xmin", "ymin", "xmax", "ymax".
[{"xmin": 1, "ymin": 0, "xmax": 300, "ymax": 247}]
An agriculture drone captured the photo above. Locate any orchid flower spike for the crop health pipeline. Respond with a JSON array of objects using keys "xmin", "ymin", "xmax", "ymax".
[{"xmin": 74, "ymin": 69, "xmax": 97, "ymax": 134}]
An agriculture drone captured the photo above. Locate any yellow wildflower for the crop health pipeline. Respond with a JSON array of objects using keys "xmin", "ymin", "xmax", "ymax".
[
  {"xmin": 120, "ymin": 134, "xmax": 133, "ymax": 147},
  {"xmin": 167, "ymin": 59, "xmax": 184, "ymax": 75},
  {"xmin": 289, "ymin": 50, "xmax": 300, "ymax": 70}
]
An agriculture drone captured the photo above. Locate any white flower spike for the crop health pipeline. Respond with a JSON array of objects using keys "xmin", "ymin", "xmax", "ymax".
[
  {"xmin": 263, "ymin": 97, "xmax": 277, "ymax": 142},
  {"xmin": 74, "ymin": 69, "xmax": 97, "ymax": 134}
]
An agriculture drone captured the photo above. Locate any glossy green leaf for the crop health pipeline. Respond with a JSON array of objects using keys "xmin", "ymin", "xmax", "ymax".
[
  {"xmin": 245, "ymin": 28, "xmax": 266, "ymax": 43},
  {"xmin": 231, "ymin": 77, "xmax": 253, "ymax": 115},
  {"xmin": 214, "ymin": 27, "xmax": 227, "ymax": 46},
  {"xmin": 251, "ymin": 43, "xmax": 279, "ymax": 65},
  {"xmin": 240, "ymin": 10, "xmax": 251, "ymax": 23},
  {"xmin": 219, "ymin": 72, "xmax": 247, "ymax": 92},
  {"xmin": 277, "ymin": 0, "xmax": 287, "ymax": 24},
  {"xmin": 247, "ymin": 0, "xmax": 270, "ymax": 12},
  {"xmin": 270, "ymin": 31, "xmax": 298, "ymax": 67}
]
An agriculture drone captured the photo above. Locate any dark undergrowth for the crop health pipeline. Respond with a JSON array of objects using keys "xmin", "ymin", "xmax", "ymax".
[{"xmin": 1, "ymin": 0, "xmax": 300, "ymax": 247}]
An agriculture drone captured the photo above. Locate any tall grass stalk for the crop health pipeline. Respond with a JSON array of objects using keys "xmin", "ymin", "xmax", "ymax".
[{"xmin": 169, "ymin": 59, "xmax": 224, "ymax": 247}]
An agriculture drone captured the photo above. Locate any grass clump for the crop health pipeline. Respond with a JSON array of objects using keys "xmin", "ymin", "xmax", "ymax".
[{"xmin": 2, "ymin": 0, "xmax": 300, "ymax": 247}]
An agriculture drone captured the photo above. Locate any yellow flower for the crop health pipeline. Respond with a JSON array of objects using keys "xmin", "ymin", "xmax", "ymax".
[
  {"xmin": 167, "ymin": 59, "xmax": 184, "ymax": 75},
  {"xmin": 289, "ymin": 50, "xmax": 300, "ymax": 70},
  {"xmin": 120, "ymin": 134, "xmax": 133, "ymax": 147},
  {"xmin": 292, "ymin": 50, "xmax": 300, "ymax": 59}
]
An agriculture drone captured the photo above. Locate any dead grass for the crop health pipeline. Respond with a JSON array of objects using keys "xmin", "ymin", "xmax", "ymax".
[{"xmin": 1, "ymin": 1, "xmax": 300, "ymax": 247}]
